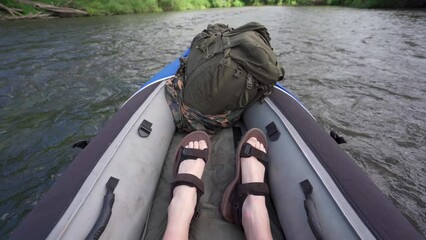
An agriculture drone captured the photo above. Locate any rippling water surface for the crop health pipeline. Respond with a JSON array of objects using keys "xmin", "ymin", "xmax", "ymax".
[{"xmin": 0, "ymin": 6, "xmax": 425, "ymax": 237}]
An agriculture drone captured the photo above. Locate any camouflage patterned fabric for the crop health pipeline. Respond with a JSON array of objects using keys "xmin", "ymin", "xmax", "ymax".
[{"xmin": 165, "ymin": 65, "xmax": 243, "ymax": 134}]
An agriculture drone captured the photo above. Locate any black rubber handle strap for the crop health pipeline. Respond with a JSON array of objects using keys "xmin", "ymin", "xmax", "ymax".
[
  {"xmin": 300, "ymin": 179, "xmax": 324, "ymax": 240},
  {"xmin": 85, "ymin": 177, "xmax": 119, "ymax": 240}
]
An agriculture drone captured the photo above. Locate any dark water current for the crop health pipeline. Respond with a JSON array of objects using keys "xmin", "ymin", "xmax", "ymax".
[{"xmin": 0, "ymin": 6, "xmax": 425, "ymax": 238}]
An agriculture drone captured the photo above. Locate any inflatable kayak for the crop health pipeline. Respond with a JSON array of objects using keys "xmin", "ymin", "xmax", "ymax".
[{"xmin": 11, "ymin": 50, "xmax": 422, "ymax": 240}]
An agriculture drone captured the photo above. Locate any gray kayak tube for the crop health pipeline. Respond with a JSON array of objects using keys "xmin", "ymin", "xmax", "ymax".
[
  {"xmin": 10, "ymin": 78, "xmax": 423, "ymax": 239},
  {"xmin": 10, "ymin": 81, "xmax": 176, "ymax": 240},
  {"xmin": 244, "ymin": 86, "xmax": 423, "ymax": 240}
]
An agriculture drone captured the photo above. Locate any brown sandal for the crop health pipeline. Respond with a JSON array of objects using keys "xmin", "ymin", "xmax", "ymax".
[
  {"xmin": 170, "ymin": 131, "xmax": 211, "ymax": 222},
  {"xmin": 220, "ymin": 128, "xmax": 270, "ymax": 226}
]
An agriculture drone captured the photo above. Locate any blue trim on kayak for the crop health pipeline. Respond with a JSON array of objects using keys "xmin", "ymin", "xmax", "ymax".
[
  {"xmin": 273, "ymin": 84, "xmax": 315, "ymax": 120},
  {"xmin": 275, "ymin": 82, "xmax": 305, "ymax": 107},
  {"xmin": 143, "ymin": 49, "xmax": 190, "ymax": 87}
]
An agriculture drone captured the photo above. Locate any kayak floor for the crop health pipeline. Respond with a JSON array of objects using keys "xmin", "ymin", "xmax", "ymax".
[{"xmin": 143, "ymin": 128, "xmax": 285, "ymax": 240}]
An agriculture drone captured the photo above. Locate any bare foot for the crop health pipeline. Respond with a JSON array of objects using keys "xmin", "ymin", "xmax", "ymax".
[
  {"xmin": 163, "ymin": 140, "xmax": 207, "ymax": 240},
  {"xmin": 172, "ymin": 140, "xmax": 207, "ymax": 207},
  {"xmin": 240, "ymin": 137, "xmax": 272, "ymax": 240},
  {"xmin": 241, "ymin": 137, "xmax": 266, "ymax": 184}
]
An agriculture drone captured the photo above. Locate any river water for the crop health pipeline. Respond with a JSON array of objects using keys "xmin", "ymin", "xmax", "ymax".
[{"xmin": 0, "ymin": 6, "xmax": 425, "ymax": 238}]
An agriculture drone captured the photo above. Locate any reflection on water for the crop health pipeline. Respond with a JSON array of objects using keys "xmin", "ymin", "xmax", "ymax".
[{"xmin": 0, "ymin": 6, "xmax": 425, "ymax": 237}]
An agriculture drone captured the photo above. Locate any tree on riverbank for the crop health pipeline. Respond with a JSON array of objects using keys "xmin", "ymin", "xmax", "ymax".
[
  {"xmin": 285, "ymin": 0, "xmax": 426, "ymax": 8},
  {"xmin": 0, "ymin": 0, "xmax": 424, "ymax": 20},
  {"xmin": 0, "ymin": 0, "xmax": 89, "ymax": 20},
  {"xmin": 0, "ymin": 0, "xmax": 283, "ymax": 18}
]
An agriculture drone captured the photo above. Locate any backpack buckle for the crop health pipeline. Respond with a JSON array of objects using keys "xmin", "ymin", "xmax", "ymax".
[{"xmin": 246, "ymin": 74, "xmax": 253, "ymax": 90}]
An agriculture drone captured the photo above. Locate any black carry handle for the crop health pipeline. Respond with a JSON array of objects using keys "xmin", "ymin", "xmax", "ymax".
[
  {"xmin": 85, "ymin": 177, "xmax": 119, "ymax": 240},
  {"xmin": 300, "ymin": 179, "xmax": 324, "ymax": 240}
]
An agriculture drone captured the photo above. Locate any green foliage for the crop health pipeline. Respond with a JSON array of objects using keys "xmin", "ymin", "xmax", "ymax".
[
  {"xmin": 190, "ymin": 0, "xmax": 211, "ymax": 9},
  {"xmin": 328, "ymin": 0, "xmax": 404, "ymax": 7},
  {"xmin": 132, "ymin": 0, "xmax": 160, "ymax": 12},
  {"xmin": 241, "ymin": 0, "xmax": 255, "ymax": 4},
  {"xmin": 0, "ymin": 0, "xmax": 39, "ymax": 14},
  {"xmin": 360, "ymin": 0, "xmax": 402, "ymax": 7},
  {"xmin": 0, "ymin": 0, "xmax": 410, "ymax": 17},
  {"xmin": 69, "ymin": 0, "xmax": 161, "ymax": 15},
  {"xmin": 105, "ymin": 1, "xmax": 133, "ymax": 14},
  {"xmin": 17, "ymin": 4, "xmax": 40, "ymax": 14},
  {"xmin": 232, "ymin": 0, "xmax": 245, "ymax": 6},
  {"xmin": 160, "ymin": 0, "xmax": 186, "ymax": 11},
  {"xmin": 210, "ymin": 0, "xmax": 232, "ymax": 7},
  {"xmin": 326, "ymin": 0, "xmax": 341, "ymax": 5},
  {"xmin": 158, "ymin": 0, "xmax": 210, "ymax": 11},
  {"xmin": 297, "ymin": 0, "xmax": 314, "ymax": 5}
]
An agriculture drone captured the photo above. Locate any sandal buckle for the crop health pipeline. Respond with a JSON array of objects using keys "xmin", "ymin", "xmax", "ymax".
[
  {"xmin": 232, "ymin": 202, "xmax": 239, "ymax": 210},
  {"xmin": 241, "ymin": 143, "xmax": 252, "ymax": 158}
]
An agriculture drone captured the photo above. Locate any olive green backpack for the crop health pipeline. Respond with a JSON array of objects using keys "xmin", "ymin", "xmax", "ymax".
[{"xmin": 165, "ymin": 22, "xmax": 284, "ymax": 133}]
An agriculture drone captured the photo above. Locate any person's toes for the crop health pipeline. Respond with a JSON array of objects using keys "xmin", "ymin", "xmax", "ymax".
[
  {"xmin": 246, "ymin": 137, "xmax": 257, "ymax": 149},
  {"xmin": 260, "ymin": 143, "xmax": 265, "ymax": 152},
  {"xmin": 178, "ymin": 140, "xmax": 206, "ymax": 179},
  {"xmin": 241, "ymin": 136, "xmax": 266, "ymax": 184},
  {"xmin": 199, "ymin": 140, "xmax": 207, "ymax": 150},
  {"xmin": 245, "ymin": 137, "xmax": 266, "ymax": 153}
]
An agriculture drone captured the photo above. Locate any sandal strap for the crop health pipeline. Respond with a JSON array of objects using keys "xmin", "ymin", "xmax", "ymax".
[
  {"xmin": 232, "ymin": 182, "xmax": 270, "ymax": 226},
  {"xmin": 171, "ymin": 173, "xmax": 205, "ymax": 196},
  {"xmin": 237, "ymin": 182, "xmax": 270, "ymax": 198},
  {"xmin": 240, "ymin": 143, "xmax": 268, "ymax": 167},
  {"xmin": 180, "ymin": 147, "xmax": 209, "ymax": 163},
  {"xmin": 171, "ymin": 173, "xmax": 204, "ymax": 224}
]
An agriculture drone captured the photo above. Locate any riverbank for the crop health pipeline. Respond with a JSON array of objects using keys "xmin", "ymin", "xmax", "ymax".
[
  {"xmin": 0, "ymin": 1, "xmax": 88, "ymax": 20},
  {"xmin": 1, "ymin": 0, "xmax": 425, "ymax": 20}
]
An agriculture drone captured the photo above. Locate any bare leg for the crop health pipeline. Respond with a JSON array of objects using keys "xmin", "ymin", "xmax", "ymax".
[
  {"xmin": 163, "ymin": 140, "xmax": 207, "ymax": 240},
  {"xmin": 241, "ymin": 137, "xmax": 273, "ymax": 240}
]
